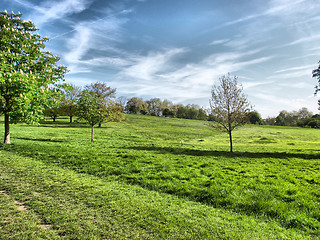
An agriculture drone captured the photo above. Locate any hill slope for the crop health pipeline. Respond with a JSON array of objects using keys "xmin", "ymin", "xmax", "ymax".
[{"xmin": 0, "ymin": 114, "xmax": 319, "ymax": 239}]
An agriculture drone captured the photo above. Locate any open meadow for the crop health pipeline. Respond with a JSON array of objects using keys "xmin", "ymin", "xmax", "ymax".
[{"xmin": 0, "ymin": 114, "xmax": 319, "ymax": 239}]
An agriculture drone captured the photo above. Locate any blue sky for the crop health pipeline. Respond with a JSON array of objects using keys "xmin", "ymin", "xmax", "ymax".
[{"xmin": 3, "ymin": 0, "xmax": 320, "ymax": 117}]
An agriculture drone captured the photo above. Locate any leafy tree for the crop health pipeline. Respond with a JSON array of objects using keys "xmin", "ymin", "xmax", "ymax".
[
  {"xmin": 147, "ymin": 98, "xmax": 163, "ymax": 116},
  {"xmin": 198, "ymin": 108, "xmax": 208, "ymax": 120},
  {"xmin": 44, "ymin": 107, "xmax": 60, "ymax": 122},
  {"xmin": 275, "ymin": 115, "xmax": 285, "ymax": 126},
  {"xmin": 77, "ymin": 90, "xmax": 107, "ymax": 142},
  {"xmin": 77, "ymin": 83, "xmax": 124, "ymax": 142},
  {"xmin": 59, "ymin": 83, "xmax": 81, "ymax": 123},
  {"xmin": 84, "ymin": 82, "xmax": 116, "ymax": 127},
  {"xmin": 0, "ymin": 11, "xmax": 67, "ymax": 143},
  {"xmin": 209, "ymin": 74, "xmax": 251, "ymax": 152},
  {"xmin": 176, "ymin": 105, "xmax": 187, "ymax": 118},
  {"xmin": 162, "ymin": 108, "xmax": 175, "ymax": 117},
  {"xmin": 247, "ymin": 111, "xmax": 263, "ymax": 124},
  {"xmin": 125, "ymin": 97, "xmax": 148, "ymax": 114}
]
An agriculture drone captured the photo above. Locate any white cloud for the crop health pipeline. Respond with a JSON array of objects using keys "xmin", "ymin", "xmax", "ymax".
[
  {"xmin": 120, "ymin": 48, "xmax": 188, "ymax": 81},
  {"xmin": 16, "ymin": 0, "xmax": 92, "ymax": 26},
  {"xmin": 210, "ymin": 39, "xmax": 229, "ymax": 45}
]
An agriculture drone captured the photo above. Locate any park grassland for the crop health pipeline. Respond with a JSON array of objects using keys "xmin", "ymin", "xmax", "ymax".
[{"xmin": 0, "ymin": 114, "xmax": 319, "ymax": 239}]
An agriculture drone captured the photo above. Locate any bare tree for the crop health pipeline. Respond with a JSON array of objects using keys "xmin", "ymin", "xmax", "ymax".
[{"xmin": 209, "ymin": 74, "xmax": 251, "ymax": 152}]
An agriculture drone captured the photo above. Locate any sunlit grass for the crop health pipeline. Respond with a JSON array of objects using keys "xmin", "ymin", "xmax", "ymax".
[{"xmin": 0, "ymin": 114, "xmax": 319, "ymax": 239}]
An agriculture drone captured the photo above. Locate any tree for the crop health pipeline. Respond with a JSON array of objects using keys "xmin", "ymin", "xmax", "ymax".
[
  {"xmin": 0, "ymin": 11, "xmax": 67, "ymax": 143},
  {"xmin": 209, "ymin": 74, "xmax": 251, "ymax": 152},
  {"xmin": 84, "ymin": 82, "xmax": 116, "ymax": 127},
  {"xmin": 147, "ymin": 98, "xmax": 163, "ymax": 116},
  {"xmin": 77, "ymin": 89, "xmax": 107, "ymax": 142},
  {"xmin": 44, "ymin": 107, "xmax": 60, "ymax": 122},
  {"xmin": 125, "ymin": 97, "xmax": 148, "ymax": 114},
  {"xmin": 247, "ymin": 111, "xmax": 263, "ymax": 124},
  {"xmin": 59, "ymin": 83, "xmax": 81, "ymax": 123},
  {"xmin": 76, "ymin": 83, "xmax": 124, "ymax": 142}
]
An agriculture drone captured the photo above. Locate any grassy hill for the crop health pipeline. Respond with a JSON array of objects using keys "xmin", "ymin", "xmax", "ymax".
[{"xmin": 0, "ymin": 114, "xmax": 319, "ymax": 239}]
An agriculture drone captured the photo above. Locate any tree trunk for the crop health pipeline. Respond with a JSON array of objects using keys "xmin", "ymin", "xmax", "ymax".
[
  {"xmin": 4, "ymin": 113, "xmax": 10, "ymax": 144},
  {"xmin": 229, "ymin": 130, "xmax": 233, "ymax": 152},
  {"xmin": 91, "ymin": 125, "xmax": 94, "ymax": 142},
  {"xmin": 53, "ymin": 116, "xmax": 56, "ymax": 122},
  {"xmin": 70, "ymin": 115, "xmax": 72, "ymax": 123},
  {"xmin": 98, "ymin": 122, "xmax": 101, "ymax": 128}
]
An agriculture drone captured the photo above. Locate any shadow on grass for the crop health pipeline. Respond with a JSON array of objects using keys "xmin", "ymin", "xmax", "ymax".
[
  {"xmin": 124, "ymin": 145, "xmax": 320, "ymax": 160},
  {"xmin": 16, "ymin": 137, "xmax": 64, "ymax": 143}
]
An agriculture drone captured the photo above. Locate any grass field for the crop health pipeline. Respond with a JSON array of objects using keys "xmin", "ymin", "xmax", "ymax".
[{"xmin": 0, "ymin": 114, "xmax": 319, "ymax": 239}]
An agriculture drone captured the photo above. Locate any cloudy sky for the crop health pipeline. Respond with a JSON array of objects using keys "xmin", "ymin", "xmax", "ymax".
[{"xmin": 3, "ymin": 0, "xmax": 320, "ymax": 117}]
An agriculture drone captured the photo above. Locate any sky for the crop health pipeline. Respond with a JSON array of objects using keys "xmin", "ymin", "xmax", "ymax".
[{"xmin": 2, "ymin": 0, "xmax": 320, "ymax": 117}]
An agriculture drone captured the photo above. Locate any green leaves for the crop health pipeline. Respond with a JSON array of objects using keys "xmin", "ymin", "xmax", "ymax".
[{"xmin": 0, "ymin": 11, "xmax": 67, "ymax": 125}]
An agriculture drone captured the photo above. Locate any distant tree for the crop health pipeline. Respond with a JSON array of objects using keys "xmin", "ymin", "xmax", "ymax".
[
  {"xmin": 0, "ymin": 11, "xmax": 67, "ymax": 144},
  {"xmin": 44, "ymin": 107, "xmax": 60, "ymax": 122},
  {"xmin": 186, "ymin": 104, "xmax": 199, "ymax": 119},
  {"xmin": 77, "ymin": 90, "xmax": 107, "ymax": 142},
  {"xmin": 247, "ymin": 111, "xmax": 263, "ymax": 124},
  {"xmin": 147, "ymin": 98, "xmax": 163, "ymax": 116},
  {"xmin": 176, "ymin": 105, "xmax": 187, "ymax": 118},
  {"xmin": 209, "ymin": 74, "xmax": 251, "ymax": 152},
  {"xmin": 125, "ymin": 97, "xmax": 148, "ymax": 114},
  {"xmin": 298, "ymin": 107, "xmax": 313, "ymax": 120},
  {"xmin": 59, "ymin": 83, "xmax": 81, "ymax": 123},
  {"xmin": 117, "ymin": 96, "xmax": 127, "ymax": 111},
  {"xmin": 77, "ymin": 82, "xmax": 123, "ymax": 142},
  {"xmin": 162, "ymin": 108, "xmax": 175, "ymax": 117},
  {"xmin": 275, "ymin": 115, "xmax": 285, "ymax": 126},
  {"xmin": 84, "ymin": 82, "xmax": 116, "ymax": 127},
  {"xmin": 264, "ymin": 116, "xmax": 276, "ymax": 125},
  {"xmin": 198, "ymin": 108, "xmax": 208, "ymax": 120}
]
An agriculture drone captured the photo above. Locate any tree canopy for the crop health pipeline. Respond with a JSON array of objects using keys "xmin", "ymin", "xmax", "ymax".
[{"xmin": 0, "ymin": 11, "xmax": 67, "ymax": 143}]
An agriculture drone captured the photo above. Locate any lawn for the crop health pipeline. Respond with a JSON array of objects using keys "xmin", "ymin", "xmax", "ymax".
[{"xmin": 0, "ymin": 114, "xmax": 319, "ymax": 239}]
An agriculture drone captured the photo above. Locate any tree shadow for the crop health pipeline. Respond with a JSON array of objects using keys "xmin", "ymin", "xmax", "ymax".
[
  {"xmin": 15, "ymin": 137, "xmax": 64, "ymax": 143},
  {"xmin": 123, "ymin": 145, "xmax": 320, "ymax": 160}
]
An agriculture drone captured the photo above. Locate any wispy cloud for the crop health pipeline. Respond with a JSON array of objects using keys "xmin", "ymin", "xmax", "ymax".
[
  {"xmin": 114, "ymin": 48, "xmax": 272, "ymax": 104},
  {"xmin": 14, "ymin": 0, "xmax": 92, "ymax": 26},
  {"xmin": 63, "ymin": 8, "xmax": 131, "ymax": 73}
]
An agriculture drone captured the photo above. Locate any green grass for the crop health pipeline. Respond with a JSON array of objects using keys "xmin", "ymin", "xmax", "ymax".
[{"xmin": 0, "ymin": 114, "xmax": 319, "ymax": 239}]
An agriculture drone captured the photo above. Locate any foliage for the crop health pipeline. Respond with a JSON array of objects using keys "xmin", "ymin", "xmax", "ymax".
[
  {"xmin": 209, "ymin": 73, "xmax": 251, "ymax": 152},
  {"xmin": 77, "ymin": 82, "xmax": 124, "ymax": 141},
  {"xmin": 59, "ymin": 83, "xmax": 81, "ymax": 123},
  {"xmin": 147, "ymin": 98, "xmax": 163, "ymax": 116},
  {"xmin": 247, "ymin": 111, "xmax": 263, "ymax": 124},
  {"xmin": 77, "ymin": 89, "xmax": 108, "ymax": 142},
  {"xmin": 43, "ymin": 107, "xmax": 60, "ymax": 122},
  {"xmin": 125, "ymin": 97, "xmax": 148, "ymax": 114},
  {"xmin": 0, "ymin": 11, "xmax": 67, "ymax": 143}
]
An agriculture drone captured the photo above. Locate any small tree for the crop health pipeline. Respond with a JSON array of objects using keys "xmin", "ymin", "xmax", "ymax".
[
  {"xmin": 84, "ymin": 82, "xmax": 116, "ymax": 127},
  {"xmin": 0, "ymin": 11, "xmax": 67, "ymax": 143},
  {"xmin": 77, "ymin": 90, "xmax": 108, "ymax": 142},
  {"xmin": 59, "ymin": 83, "xmax": 81, "ymax": 123},
  {"xmin": 77, "ymin": 85, "xmax": 124, "ymax": 142},
  {"xmin": 44, "ymin": 107, "xmax": 60, "ymax": 122},
  {"xmin": 209, "ymin": 74, "xmax": 251, "ymax": 152}
]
